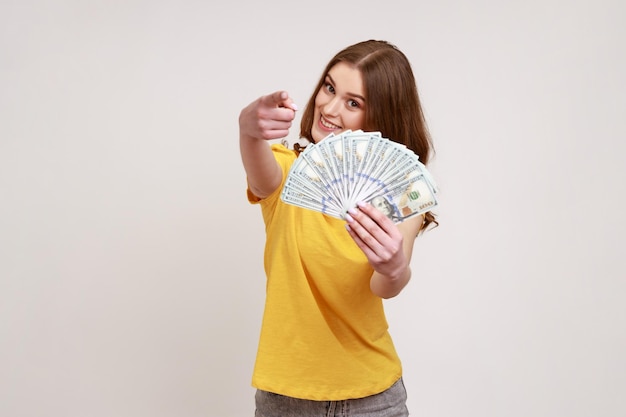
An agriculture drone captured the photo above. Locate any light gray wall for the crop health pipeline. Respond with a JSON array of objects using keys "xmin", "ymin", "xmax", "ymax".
[{"xmin": 1, "ymin": 1, "xmax": 624, "ymax": 416}]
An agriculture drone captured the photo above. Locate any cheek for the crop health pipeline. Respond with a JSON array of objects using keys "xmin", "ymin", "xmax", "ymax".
[
  {"xmin": 314, "ymin": 89, "xmax": 327, "ymax": 107},
  {"xmin": 345, "ymin": 112, "xmax": 365, "ymax": 130}
]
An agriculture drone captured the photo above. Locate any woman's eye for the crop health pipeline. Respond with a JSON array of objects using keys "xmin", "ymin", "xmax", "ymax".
[
  {"xmin": 325, "ymin": 83, "xmax": 335, "ymax": 94},
  {"xmin": 348, "ymin": 99, "xmax": 360, "ymax": 108}
]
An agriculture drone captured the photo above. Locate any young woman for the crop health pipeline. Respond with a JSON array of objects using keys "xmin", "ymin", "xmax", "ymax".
[{"xmin": 239, "ymin": 39, "xmax": 436, "ymax": 417}]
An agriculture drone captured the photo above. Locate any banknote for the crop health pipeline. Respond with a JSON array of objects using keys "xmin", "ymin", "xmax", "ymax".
[{"xmin": 280, "ymin": 131, "xmax": 439, "ymax": 223}]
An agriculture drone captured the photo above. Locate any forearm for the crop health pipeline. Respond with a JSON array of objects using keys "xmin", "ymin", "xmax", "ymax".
[
  {"xmin": 238, "ymin": 91, "xmax": 296, "ymax": 198},
  {"xmin": 239, "ymin": 134, "xmax": 282, "ymax": 198},
  {"xmin": 370, "ymin": 265, "xmax": 411, "ymax": 299}
]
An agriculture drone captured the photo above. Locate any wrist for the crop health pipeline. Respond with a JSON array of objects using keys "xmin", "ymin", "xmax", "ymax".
[
  {"xmin": 388, "ymin": 264, "xmax": 410, "ymax": 283},
  {"xmin": 371, "ymin": 265, "xmax": 411, "ymax": 299}
]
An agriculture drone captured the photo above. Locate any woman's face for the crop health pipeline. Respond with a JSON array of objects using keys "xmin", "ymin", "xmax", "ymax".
[{"xmin": 311, "ymin": 62, "xmax": 366, "ymax": 143}]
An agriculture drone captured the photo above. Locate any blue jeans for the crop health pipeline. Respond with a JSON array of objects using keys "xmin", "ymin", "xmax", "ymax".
[{"xmin": 254, "ymin": 378, "xmax": 409, "ymax": 417}]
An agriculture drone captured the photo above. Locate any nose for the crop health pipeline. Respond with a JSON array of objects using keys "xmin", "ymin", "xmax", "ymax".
[{"xmin": 323, "ymin": 96, "xmax": 342, "ymax": 116}]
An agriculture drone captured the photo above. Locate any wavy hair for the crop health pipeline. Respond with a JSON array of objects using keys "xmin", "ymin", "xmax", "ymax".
[{"xmin": 299, "ymin": 40, "xmax": 438, "ymax": 231}]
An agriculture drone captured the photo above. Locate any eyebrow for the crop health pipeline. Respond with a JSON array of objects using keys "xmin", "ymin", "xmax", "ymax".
[{"xmin": 326, "ymin": 73, "xmax": 366, "ymax": 102}]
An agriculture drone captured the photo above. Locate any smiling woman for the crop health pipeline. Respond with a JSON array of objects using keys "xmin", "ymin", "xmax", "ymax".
[
  {"xmin": 310, "ymin": 62, "xmax": 366, "ymax": 141},
  {"xmin": 238, "ymin": 39, "xmax": 438, "ymax": 416}
]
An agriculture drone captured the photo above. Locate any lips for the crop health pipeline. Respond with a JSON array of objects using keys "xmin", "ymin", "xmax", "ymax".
[{"xmin": 320, "ymin": 116, "xmax": 340, "ymax": 130}]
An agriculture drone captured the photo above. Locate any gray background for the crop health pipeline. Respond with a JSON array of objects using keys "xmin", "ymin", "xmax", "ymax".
[{"xmin": 1, "ymin": 0, "xmax": 624, "ymax": 416}]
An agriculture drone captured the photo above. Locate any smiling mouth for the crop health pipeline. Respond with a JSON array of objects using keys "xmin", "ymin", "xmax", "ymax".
[{"xmin": 320, "ymin": 116, "xmax": 341, "ymax": 130}]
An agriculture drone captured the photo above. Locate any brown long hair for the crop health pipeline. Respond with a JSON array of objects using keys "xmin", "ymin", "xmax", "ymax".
[{"xmin": 300, "ymin": 40, "xmax": 438, "ymax": 232}]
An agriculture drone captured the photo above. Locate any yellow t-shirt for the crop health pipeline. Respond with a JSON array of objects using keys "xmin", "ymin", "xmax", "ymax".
[{"xmin": 247, "ymin": 144, "xmax": 402, "ymax": 401}]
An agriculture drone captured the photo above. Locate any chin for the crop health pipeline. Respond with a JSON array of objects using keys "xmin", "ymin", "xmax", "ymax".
[{"xmin": 311, "ymin": 128, "xmax": 326, "ymax": 143}]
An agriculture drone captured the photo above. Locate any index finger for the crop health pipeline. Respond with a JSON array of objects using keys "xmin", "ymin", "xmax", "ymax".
[{"xmin": 263, "ymin": 91, "xmax": 298, "ymax": 111}]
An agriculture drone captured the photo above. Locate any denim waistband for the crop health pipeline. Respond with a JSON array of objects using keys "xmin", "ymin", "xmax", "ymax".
[{"xmin": 254, "ymin": 377, "xmax": 408, "ymax": 417}]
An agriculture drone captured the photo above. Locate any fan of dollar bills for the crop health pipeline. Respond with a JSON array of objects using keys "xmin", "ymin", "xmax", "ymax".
[{"xmin": 280, "ymin": 130, "xmax": 439, "ymax": 223}]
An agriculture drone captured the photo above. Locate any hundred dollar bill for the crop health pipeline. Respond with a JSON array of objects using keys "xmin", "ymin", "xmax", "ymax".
[
  {"xmin": 282, "ymin": 191, "xmax": 342, "ymax": 218},
  {"xmin": 346, "ymin": 131, "xmax": 381, "ymax": 195},
  {"xmin": 349, "ymin": 139, "xmax": 410, "ymax": 209},
  {"xmin": 281, "ymin": 171, "xmax": 344, "ymax": 218},
  {"xmin": 364, "ymin": 170, "xmax": 438, "ymax": 223},
  {"xmin": 349, "ymin": 135, "xmax": 389, "ymax": 206},
  {"xmin": 300, "ymin": 141, "xmax": 345, "ymax": 205},
  {"xmin": 283, "ymin": 168, "xmax": 340, "ymax": 210},
  {"xmin": 283, "ymin": 160, "xmax": 344, "ymax": 215}
]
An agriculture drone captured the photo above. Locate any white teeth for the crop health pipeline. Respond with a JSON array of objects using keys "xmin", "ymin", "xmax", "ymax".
[{"xmin": 321, "ymin": 117, "xmax": 339, "ymax": 129}]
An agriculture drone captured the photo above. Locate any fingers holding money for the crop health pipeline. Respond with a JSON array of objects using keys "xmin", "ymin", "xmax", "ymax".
[{"xmin": 345, "ymin": 201, "xmax": 406, "ymax": 274}]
